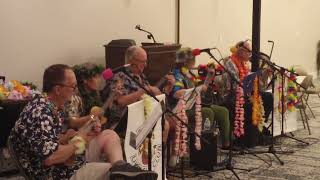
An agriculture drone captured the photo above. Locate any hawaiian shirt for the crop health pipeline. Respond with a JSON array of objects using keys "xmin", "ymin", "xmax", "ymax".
[
  {"xmin": 9, "ymin": 94, "xmax": 85, "ymax": 180},
  {"xmin": 172, "ymin": 67, "xmax": 195, "ymax": 94},
  {"xmin": 65, "ymin": 94, "xmax": 84, "ymax": 118},
  {"xmin": 105, "ymin": 69, "xmax": 149, "ymax": 128},
  {"xmin": 168, "ymin": 67, "xmax": 196, "ymax": 108},
  {"xmin": 216, "ymin": 57, "xmax": 251, "ymax": 100}
]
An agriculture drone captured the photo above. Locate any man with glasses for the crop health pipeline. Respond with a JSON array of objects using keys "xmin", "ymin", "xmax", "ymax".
[
  {"xmin": 217, "ymin": 40, "xmax": 273, "ymax": 147},
  {"xmin": 9, "ymin": 64, "xmax": 158, "ymax": 180},
  {"xmin": 105, "ymin": 46, "xmax": 174, "ymax": 140}
]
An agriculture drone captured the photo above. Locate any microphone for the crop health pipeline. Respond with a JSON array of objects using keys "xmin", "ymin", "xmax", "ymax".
[
  {"xmin": 135, "ymin": 24, "xmax": 141, "ymax": 30},
  {"xmin": 102, "ymin": 64, "xmax": 131, "ymax": 80},
  {"xmin": 192, "ymin": 48, "xmax": 216, "ymax": 56},
  {"xmin": 135, "ymin": 24, "xmax": 157, "ymax": 43}
]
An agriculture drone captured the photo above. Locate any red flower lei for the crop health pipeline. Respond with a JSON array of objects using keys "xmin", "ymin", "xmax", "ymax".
[{"xmin": 231, "ymin": 54, "xmax": 249, "ymax": 81}]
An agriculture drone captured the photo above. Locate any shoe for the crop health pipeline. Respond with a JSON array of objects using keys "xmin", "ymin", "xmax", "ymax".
[{"xmin": 109, "ymin": 163, "xmax": 158, "ymax": 180}]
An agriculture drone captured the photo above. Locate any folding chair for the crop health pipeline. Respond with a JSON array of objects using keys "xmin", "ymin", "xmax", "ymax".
[
  {"xmin": 296, "ymin": 76, "xmax": 313, "ymax": 135},
  {"xmin": 304, "ymin": 87, "xmax": 320, "ymax": 117},
  {"xmin": 294, "ymin": 67, "xmax": 317, "ymax": 118}
]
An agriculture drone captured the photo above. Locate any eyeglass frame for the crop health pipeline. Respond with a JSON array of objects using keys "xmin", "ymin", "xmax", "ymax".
[{"xmin": 54, "ymin": 83, "xmax": 78, "ymax": 91}]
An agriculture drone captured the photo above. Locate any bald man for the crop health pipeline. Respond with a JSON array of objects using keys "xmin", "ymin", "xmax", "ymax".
[{"xmin": 104, "ymin": 46, "xmax": 174, "ymax": 142}]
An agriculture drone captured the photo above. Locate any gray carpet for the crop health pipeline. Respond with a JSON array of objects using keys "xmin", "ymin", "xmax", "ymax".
[{"xmin": 1, "ymin": 92, "xmax": 320, "ymax": 180}]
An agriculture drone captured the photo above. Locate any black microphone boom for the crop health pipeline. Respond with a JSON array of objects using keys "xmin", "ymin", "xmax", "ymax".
[
  {"xmin": 198, "ymin": 48, "xmax": 216, "ymax": 53},
  {"xmin": 112, "ymin": 64, "xmax": 131, "ymax": 74},
  {"xmin": 135, "ymin": 24, "xmax": 157, "ymax": 43},
  {"xmin": 102, "ymin": 64, "xmax": 131, "ymax": 80}
]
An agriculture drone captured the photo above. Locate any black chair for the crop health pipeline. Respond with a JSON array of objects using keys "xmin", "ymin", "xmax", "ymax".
[{"xmin": 7, "ymin": 137, "xmax": 34, "ymax": 180}]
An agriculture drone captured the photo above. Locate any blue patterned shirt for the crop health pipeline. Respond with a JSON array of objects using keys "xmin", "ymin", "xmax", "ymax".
[{"xmin": 9, "ymin": 94, "xmax": 85, "ymax": 180}]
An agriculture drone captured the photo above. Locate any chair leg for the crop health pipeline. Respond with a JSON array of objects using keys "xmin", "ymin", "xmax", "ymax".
[
  {"xmin": 302, "ymin": 108, "xmax": 311, "ymax": 135},
  {"xmin": 305, "ymin": 101, "xmax": 316, "ymax": 119},
  {"xmin": 301, "ymin": 99, "xmax": 312, "ymax": 135},
  {"xmin": 299, "ymin": 108, "xmax": 306, "ymax": 129}
]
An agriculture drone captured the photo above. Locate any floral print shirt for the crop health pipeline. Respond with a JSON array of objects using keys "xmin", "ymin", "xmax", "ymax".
[
  {"xmin": 105, "ymin": 69, "xmax": 150, "ymax": 128},
  {"xmin": 9, "ymin": 94, "xmax": 85, "ymax": 180},
  {"xmin": 64, "ymin": 94, "xmax": 84, "ymax": 118}
]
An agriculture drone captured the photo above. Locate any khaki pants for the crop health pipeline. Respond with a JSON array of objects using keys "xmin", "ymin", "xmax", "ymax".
[
  {"xmin": 70, "ymin": 131, "xmax": 112, "ymax": 180},
  {"xmin": 69, "ymin": 162, "xmax": 111, "ymax": 180}
]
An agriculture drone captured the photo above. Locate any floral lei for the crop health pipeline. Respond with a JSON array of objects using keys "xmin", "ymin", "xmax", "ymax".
[
  {"xmin": 231, "ymin": 54, "xmax": 249, "ymax": 137},
  {"xmin": 173, "ymin": 98, "xmax": 189, "ymax": 157},
  {"xmin": 277, "ymin": 75, "xmax": 287, "ymax": 114},
  {"xmin": 139, "ymin": 94, "xmax": 154, "ymax": 164},
  {"xmin": 286, "ymin": 68, "xmax": 298, "ymax": 112},
  {"xmin": 251, "ymin": 77, "xmax": 264, "ymax": 131},
  {"xmin": 181, "ymin": 66, "xmax": 201, "ymax": 85}
]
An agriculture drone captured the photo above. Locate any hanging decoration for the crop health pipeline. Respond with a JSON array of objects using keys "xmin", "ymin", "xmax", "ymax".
[
  {"xmin": 139, "ymin": 94, "xmax": 154, "ymax": 165},
  {"xmin": 173, "ymin": 98, "xmax": 188, "ymax": 157},
  {"xmin": 286, "ymin": 68, "xmax": 298, "ymax": 112},
  {"xmin": 251, "ymin": 77, "xmax": 265, "ymax": 131},
  {"xmin": 277, "ymin": 76, "xmax": 287, "ymax": 114},
  {"xmin": 194, "ymin": 94, "xmax": 202, "ymax": 150},
  {"xmin": 231, "ymin": 55, "xmax": 249, "ymax": 137}
]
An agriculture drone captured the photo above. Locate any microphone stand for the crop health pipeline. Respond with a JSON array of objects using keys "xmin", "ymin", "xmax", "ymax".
[
  {"xmin": 258, "ymin": 56, "xmax": 309, "ymax": 145},
  {"xmin": 120, "ymin": 69, "xmax": 210, "ymax": 180},
  {"xmin": 203, "ymin": 50, "xmax": 251, "ymax": 180},
  {"xmin": 244, "ymin": 51, "xmax": 309, "ymax": 167},
  {"xmin": 135, "ymin": 25, "xmax": 158, "ymax": 44}
]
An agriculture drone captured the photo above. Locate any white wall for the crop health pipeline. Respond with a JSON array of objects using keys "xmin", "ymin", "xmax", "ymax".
[
  {"xmin": 180, "ymin": 0, "xmax": 320, "ymax": 77},
  {"xmin": 0, "ymin": 0, "xmax": 176, "ymax": 88},
  {"xmin": 261, "ymin": 0, "xmax": 320, "ymax": 77},
  {"xmin": 180, "ymin": 0, "xmax": 253, "ymax": 65},
  {"xmin": 1, "ymin": 0, "xmax": 320, "ymax": 88}
]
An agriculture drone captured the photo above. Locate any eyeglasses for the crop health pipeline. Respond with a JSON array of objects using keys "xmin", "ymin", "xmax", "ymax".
[
  {"xmin": 133, "ymin": 58, "xmax": 148, "ymax": 66},
  {"xmin": 55, "ymin": 83, "xmax": 78, "ymax": 91}
]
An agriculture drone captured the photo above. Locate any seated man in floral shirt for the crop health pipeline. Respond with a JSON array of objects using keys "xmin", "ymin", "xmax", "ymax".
[
  {"xmin": 9, "ymin": 64, "xmax": 157, "ymax": 180},
  {"xmin": 66, "ymin": 62, "xmax": 161, "ymax": 177},
  {"xmin": 104, "ymin": 46, "xmax": 175, "ymax": 144}
]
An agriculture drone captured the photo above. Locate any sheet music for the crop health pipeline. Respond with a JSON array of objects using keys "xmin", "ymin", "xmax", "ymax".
[
  {"xmin": 130, "ymin": 100, "xmax": 164, "ymax": 149},
  {"xmin": 242, "ymin": 70, "xmax": 262, "ymax": 94},
  {"xmin": 125, "ymin": 94, "xmax": 165, "ymax": 180}
]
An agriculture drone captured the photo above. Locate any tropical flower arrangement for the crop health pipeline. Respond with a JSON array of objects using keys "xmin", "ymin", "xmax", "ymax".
[{"xmin": 0, "ymin": 80, "xmax": 38, "ymax": 101}]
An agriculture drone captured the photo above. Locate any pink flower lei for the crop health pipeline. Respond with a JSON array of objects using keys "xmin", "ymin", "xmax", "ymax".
[
  {"xmin": 173, "ymin": 98, "xmax": 188, "ymax": 157},
  {"xmin": 194, "ymin": 94, "xmax": 202, "ymax": 150},
  {"xmin": 231, "ymin": 55, "xmax": 248, "ymax": 137}
]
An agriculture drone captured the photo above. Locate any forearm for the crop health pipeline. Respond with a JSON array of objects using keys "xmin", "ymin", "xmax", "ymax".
[
  {"xmin": 58, "ymin": 134, "xmax": 71, "ymax": 144},
  {"xmin": 117, "ymin": 89, "xmax": 144, "ymax": 106},
  {"xmin": 44, "ymin": 144, "xmax": 76, "ymax": 166},
  {"xmin": 69, "ymin": 116, "xmax": 91, "ymax": 129}
]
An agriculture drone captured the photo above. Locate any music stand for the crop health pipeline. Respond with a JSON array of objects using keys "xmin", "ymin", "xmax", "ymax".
[
  {"xmin": 244, "ymin": 52, "xmax": 309, "ymax": 167},
  {"xmin": 120, "ymin": 69, "xmax": 211, "ymax": 180}
]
